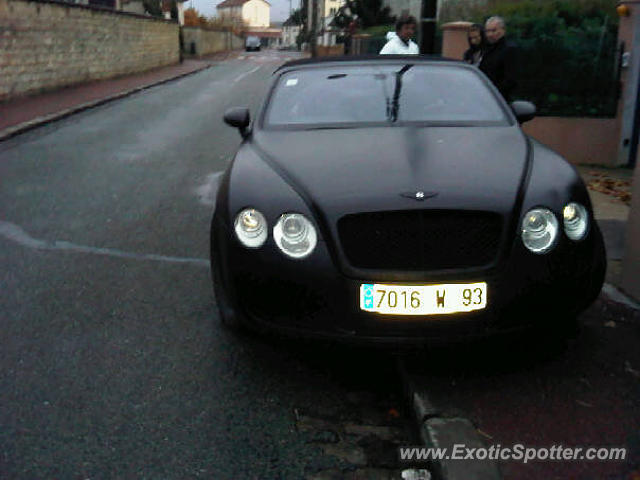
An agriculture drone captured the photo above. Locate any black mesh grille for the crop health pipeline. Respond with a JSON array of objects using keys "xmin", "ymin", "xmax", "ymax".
[{"xmin": 337, "ymin": 210, "xmax": 503, "ymax": 270}]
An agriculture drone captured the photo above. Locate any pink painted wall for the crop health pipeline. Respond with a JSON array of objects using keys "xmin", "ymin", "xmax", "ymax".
[{"xmin": 522, "ymin": 117, "xmax": 621, "ymax": 165}]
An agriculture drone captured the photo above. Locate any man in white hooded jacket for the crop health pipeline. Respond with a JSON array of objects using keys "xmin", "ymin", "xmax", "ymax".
[{"xmin": 380, "ymin": 16, "xmax": 419, "ymax": 55}]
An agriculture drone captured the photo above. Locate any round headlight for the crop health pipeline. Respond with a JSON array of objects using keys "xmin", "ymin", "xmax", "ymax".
[
  {"xmin": 234, "ymin": 208, "xmax": 267, "ymax": 248},
  {"xmin": 273, "ymin": 213, "xmax": 317, "ymax": 259},
  {"xmin": 563, "ymin": 202, "xmax": 589, "ymax": 241},
  {"xmin": 521, "ymin": 208, "xmax": 558, "ymax": 254}
]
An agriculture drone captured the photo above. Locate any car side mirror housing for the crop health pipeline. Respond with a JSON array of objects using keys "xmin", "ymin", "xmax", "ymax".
[
  {"xmin": 511, "ymin": 101, "xmax": 536, "ymax": 124},
  {"xmin": 224, "ymin": 107, "xmax": 251, "ymax": 137}
]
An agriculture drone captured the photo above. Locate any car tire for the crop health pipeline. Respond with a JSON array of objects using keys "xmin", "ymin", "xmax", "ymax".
[
  {"xmin": 210, "ymin": 220, "xmax": 244, "ymax": 332},
  {"xmin": 582, "ymin": 224, "xmax": 607, "ymax": 310}
]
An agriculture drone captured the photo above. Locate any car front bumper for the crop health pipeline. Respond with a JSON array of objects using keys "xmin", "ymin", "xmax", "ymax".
[{"xmin": 213, "ymin": 221, "xmax": 606, "ymax": 344}]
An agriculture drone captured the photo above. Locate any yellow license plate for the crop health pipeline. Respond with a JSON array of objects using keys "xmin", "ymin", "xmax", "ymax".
[{"xmin": 360, "ymin": 282, "xmax": 487, "ymax": 315}]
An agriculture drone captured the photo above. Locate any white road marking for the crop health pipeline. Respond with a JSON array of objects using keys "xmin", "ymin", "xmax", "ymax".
[
  {"xmin": 195, "ymin": 171, "xmax": 223, "ymax": 207},
  {"xmin": 0, "ymin": 220, "xmax": 209, "ymax": 267},
  {"xmin": 233, "ymin": 65, "xmax": 262, "ymax": 83}
]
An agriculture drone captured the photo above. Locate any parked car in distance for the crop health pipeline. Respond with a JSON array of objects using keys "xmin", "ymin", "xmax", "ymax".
[
  {"xmin": 211, "ymin": 56, "xmax": 606, "ymax": 345},
  {"xmin": 245, "ymin": 36, "xmax": 261, "ymax": 51}
]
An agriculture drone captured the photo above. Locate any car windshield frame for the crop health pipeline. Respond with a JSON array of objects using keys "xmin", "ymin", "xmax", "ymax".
[{"xmin": 259, "ymin": 61, "xmax": 516, "ymax": 131}]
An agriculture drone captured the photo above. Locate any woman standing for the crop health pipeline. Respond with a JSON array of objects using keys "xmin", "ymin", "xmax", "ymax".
[{"xmin": 463, "ymin": 24, "xmax": 486, "ymax": 66}]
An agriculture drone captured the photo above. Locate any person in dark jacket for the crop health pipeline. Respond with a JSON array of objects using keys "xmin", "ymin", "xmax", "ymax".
[
  {"xmin": 479, "ymin": 16, "xmax": 518, "ymax": 102},
  {"xmin": 463, "ymin": 23, "xmax": 485, "ymax": 66}
]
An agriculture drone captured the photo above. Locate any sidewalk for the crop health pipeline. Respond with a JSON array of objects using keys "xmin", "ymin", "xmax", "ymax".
[
  {"xmin": 0, "ymin": 53, "xmax": 235, "ymax": 141},
  {"xmin": 577, "ymin": 165, "xmax": 635, "ymax": 302}
]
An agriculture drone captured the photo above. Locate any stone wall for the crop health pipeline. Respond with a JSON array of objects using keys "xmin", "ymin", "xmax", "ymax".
[
  {"xmin": 0, "ymin": 0, "xmax": 179, "ymax": 100},
  {"xmin": 181, "ymin": 26, "xmax": 244, "ymax": 56}
]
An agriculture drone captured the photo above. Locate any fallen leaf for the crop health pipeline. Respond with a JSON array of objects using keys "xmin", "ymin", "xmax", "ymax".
[
  {"xmin": 477, "ymin": 428, "xmax": 494, "ymax": 440},
  {"xmin": 576, "ymin": 400, "xmax": 593, "ymax": 408},
  {"xmin": 618, "ymin": 192, "xmax": 632, "ymax": 204},
  {"xmin": 604, "ymin": 320, "xmax": 617, "ymax": 328},
  {"xmin": 587, "ymin": 177, "xmax": 632, "ymax": 205},
  {"xmin": 388, "ymin": 408, "xmax": 400, "ymax": 418},
  {"xmin": 628, "ymin": 470, "xmax": 640, "ymax": 480}
]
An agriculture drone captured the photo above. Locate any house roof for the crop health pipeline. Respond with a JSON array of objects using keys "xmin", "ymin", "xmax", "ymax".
[
  {"xmin": 283, "ymin": 17, "xmax": 301, "ymax": 26},
  {"xmin": 216, "ymin": 0, "xmax": 270, "ymax": 8}
]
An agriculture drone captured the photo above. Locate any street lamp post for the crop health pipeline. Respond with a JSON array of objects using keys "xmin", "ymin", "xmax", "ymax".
[
  {"xmin": 310, "ymin": 0, "xmax": 318, "ymax": 57},
  {"xmin": 419, "ymin": 0, "xmax": 437, "ymax": 54}
]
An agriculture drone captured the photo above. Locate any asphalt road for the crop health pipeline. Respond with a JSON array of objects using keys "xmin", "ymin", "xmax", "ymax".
[{"xmin": 0, "ymin": 51, "xmax": 411, "ymax": 479}]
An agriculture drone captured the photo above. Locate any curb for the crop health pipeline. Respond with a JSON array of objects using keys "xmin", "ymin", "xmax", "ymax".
[
  {"xmin": 601, "ymin": 283, "xmax": 640, "ymax": 311},
  {"xmin": 0, "ymin": 64, "xmax": 212, "ymax": 142},
  {"xmin": 398, "ymin": 359, "xmax": 502, "ymax": 480}
]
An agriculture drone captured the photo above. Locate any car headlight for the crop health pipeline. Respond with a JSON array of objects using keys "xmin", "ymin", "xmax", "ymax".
[
  {"xmin": 234, "ymin": 208, "xmax": 267, "ymax": 248},
  {"xmin": 273, "ymin": 213, "xmax": 317, "ymax": 259},
  {"xmin": 563, "ymin": 202, "xmax": 589, "ymax": 241},
  {"xmin": 521, "ymin": 208, "xmax": 558, "ymax": 254}
]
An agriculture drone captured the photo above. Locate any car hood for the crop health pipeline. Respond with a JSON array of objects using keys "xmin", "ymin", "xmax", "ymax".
[{"xmin": 251, "ymin": 126, "xmax": 529, "ymax": 217}]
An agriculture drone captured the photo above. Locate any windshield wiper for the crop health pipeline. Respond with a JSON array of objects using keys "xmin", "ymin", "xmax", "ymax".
[{"xmin": 388, "ymin": 64, "xmax": 413, "ymax": 122}]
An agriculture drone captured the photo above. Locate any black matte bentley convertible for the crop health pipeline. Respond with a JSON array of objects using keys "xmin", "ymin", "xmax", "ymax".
[{"xmin": 210, "ymin": 56, "xmax": 606, "ymax": 344}]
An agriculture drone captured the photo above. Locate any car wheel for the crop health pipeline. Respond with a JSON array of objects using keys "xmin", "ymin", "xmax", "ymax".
[
  {"xmin": 210, "ymin": 220, "xmax": 244, "ymax": 331},
  {"xmin": 582, "ymin": 225, "xmax": 607, "ymax": 309}
]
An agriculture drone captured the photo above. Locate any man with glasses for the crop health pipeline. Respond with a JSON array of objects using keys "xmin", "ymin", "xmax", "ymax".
[{"xmin": 479, "ymin": 16, "xmax": 518, "ymax": 102}]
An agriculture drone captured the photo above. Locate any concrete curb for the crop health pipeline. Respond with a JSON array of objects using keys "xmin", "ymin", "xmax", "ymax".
[
  {"xmin": 601, "ymin": 283, "xmax": 640, "ymax": 311},
  {"xmin": 398, "ymin": 359, "xmax": 502, "ymax": 480},
  {"xmin": 0, "ymin": 64, "xmax": 212, "ymax": 142}
]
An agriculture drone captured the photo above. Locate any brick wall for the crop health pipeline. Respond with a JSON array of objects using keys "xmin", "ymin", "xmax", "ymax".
[
  {"xmin": 0, "ymin": 0, "xmax": 180, "ymax": 100},
  {"xmin": 181, "ymin": 26, "xmax": 243, "ymax": 56}
]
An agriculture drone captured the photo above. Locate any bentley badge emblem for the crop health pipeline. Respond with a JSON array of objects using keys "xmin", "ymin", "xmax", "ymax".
[{"xmin": 401, "ymin": 191, "xmax": 438, "ymax": 201}]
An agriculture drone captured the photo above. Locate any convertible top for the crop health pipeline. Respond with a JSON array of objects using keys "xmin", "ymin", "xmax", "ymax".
[{"xmin": 274, "ymin": 54, "xmax": 463, "ymax": 74}]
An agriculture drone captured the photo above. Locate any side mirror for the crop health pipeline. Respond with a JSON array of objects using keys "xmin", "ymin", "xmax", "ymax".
[
  {"xmin": 510, "ymin": 101, "xmax": 536, "ymax": 124},
  {"xmin": 224, "ymin": 107, "xmax": 251, "ymax": 137}
]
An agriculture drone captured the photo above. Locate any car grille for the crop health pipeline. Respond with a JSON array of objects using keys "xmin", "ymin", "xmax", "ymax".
[{"xmin": 337, "ymin": 210, "xmax": 503, "ymax": 271}]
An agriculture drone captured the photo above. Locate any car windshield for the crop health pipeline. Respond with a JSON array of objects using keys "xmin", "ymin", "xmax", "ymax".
[{"xmin": 264, "ymin": 64, "xmax": 509, "ymax": 127}]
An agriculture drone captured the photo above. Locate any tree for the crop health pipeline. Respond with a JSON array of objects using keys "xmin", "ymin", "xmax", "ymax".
[
  {"xmin": 184, "ymin": 7, "xmax": 208, "ymax": 26},
  {"xmin": 143, "ymin": 0, "xmax": 163, "ymax": 17},
  {"xmin": 332, "ymin": 0, "xmax": 393, "ymax": 29},
  {"xmin": 285, "ymin": 7, "xmax": 305, "ymax": 25}
]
